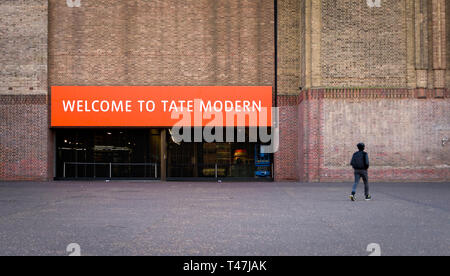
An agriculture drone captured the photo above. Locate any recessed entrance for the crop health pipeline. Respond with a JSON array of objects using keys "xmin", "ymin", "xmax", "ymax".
[
  {"xmin": 166, "ymin": 128, "xmax": 273, "ymax": 181},
  {"xmin": 55, "ymin": 129, "xmax": 161, "ymax": 179},
  {"xmin": 55, "ymin": 128, "xmax": 273, "ymax": 181}
]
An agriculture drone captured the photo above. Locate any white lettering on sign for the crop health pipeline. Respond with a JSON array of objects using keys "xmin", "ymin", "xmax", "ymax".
[
  {"xmin": 367, "ymin": 0, "xmax": 381, "ymax": 8},
  {"xmin": 138, "ymin": 100, "xmax": 156, "ymax": 112},
  {"xmin": 63, "ymin": 100, "xmax": 132, "ymax": 113},
  {"xmin": 63, "ymin": 100, "xmax": 75, "ymax": 112},
  {"xmin": 61, "ymin": 99, "xmax": 262, "ymax": 114},
  {"xmin": 200, "ymin": 100, "xmax": 261, "ymax": 113}
]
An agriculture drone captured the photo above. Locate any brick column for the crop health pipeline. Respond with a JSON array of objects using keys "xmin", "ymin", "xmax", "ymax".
[
  {"xmin": 305, "ymin": 0, "xmax": 322, "ymax": 89},
  {"xmin": 432, "ymin": 0, "xmax": 447, "ymax": 97},
  {"xmin": 0, "ymin": 0, "xmax": 49, "ymax": 181},
  {"xmin": 274, "ymin": 95, "xmax": 299, "ymax": 181},
  {"xmin": 415, "ymin": 0, "xmax": 430, "ymax": 97}
]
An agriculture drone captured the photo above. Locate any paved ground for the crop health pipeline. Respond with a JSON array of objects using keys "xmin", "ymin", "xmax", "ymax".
[{"xmin": 0, "ymin": 181, "xmax": 448, "ymax": 256}]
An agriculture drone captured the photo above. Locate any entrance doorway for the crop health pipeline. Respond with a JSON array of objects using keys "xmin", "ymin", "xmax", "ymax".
[
  {"xmin": 54, "ymin": 128, "xmax": 273, "ymax": 181},
  {"xmin": 166, "ymin": 128, "xmax": 273, "ymax": 180},
  {"xmin": 55, "ymin": 129, "xmax": 161, "ymax": 179}
]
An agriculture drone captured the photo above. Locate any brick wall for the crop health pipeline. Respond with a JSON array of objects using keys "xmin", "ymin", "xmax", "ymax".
[
  {"xmin": 321, "ymin": 0, "xmax": 408, "ymax": 88},
  {"xmin": 49, "ymin": 0, "xmax": 274, "ymax": 88},
  {"xmin": 0, "ymin": 0, "xmax": 49, "ymax": 181},
  {"xmin": 294, "ymin": 89, "xmax": 450, "ymax": 182},
  {"xmin": 275, "ymin": 0, "xmax": 303, "ymax": 180},
  {"xmin": 0, "ymin": 0, "xmax": 47, "ymax": 95},
  {"xmin": 298, "ymin": 91, "xmax": 324, "ymax": 182},
  {"xmin": 273, "ymin": 1, "xmax": 449, "ymax": 182},
  {"xmin": 0, "ymin": 96, "xmax": 49, "ymax": 181},
  {"xmin": 274, "ymin": 95, "xmax": 299, "ymax": 181},
  {"xmin": 447, "ymin": 0, "xmax": 450, "ymax": 87},
  {"xmin": 277, "ymin": 0, "xmax": 305, "ymax": 95},
  {"xmin": 1, "ymin": 1, "xmax": 448, "ymax": 182}
]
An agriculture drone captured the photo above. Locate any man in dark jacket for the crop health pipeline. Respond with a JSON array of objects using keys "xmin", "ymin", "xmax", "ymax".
[{"xmin": 349, "ymin": 143, "xmax": 371, "ymax": 201}]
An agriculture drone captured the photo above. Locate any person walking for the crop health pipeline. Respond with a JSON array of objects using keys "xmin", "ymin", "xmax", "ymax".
[{"xmin": 349, "ymin": 143, "xmax": 371, "ymax": 201}]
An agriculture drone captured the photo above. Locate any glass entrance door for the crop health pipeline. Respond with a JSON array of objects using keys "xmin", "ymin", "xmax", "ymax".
[
  {"xmin": 166, "ymin": 128, "xmax": 273, "ymax": 180},
  {"xmin": 55, "ymin": 129, "xmax": 160, "ymax": 179}
]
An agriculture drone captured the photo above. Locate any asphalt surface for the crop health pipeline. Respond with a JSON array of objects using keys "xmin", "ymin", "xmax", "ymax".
[{"xmin": 0, "ymin": 181, "xmax": 448, "ymax": 256}]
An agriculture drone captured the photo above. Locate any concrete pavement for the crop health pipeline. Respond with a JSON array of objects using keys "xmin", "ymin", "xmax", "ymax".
[{"xmin": 0, "ymin": 181, "xmax": 448, "ymax": 256}]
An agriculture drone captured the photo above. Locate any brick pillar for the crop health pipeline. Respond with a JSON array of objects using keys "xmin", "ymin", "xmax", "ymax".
[
  {"xmin": 415, "ymin": 0, "xmax": 430, "ymax": 97},
  {"xmin": 302, "ymin": 90, "xmax": 323, "ymax": 182},
  {"xmin": 274, "ymin": 95, "xmax": 299, "ymax": 181},
  {"xmin": 0, "ymin": 0, "xmax": 49, "ymax": 181},
  {"xmin": 432, "ymin": 0, "xmax": 447, "ymax": 97}
]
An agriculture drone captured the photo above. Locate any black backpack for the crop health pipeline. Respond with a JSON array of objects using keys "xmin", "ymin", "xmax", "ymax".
[{"xmin": 351, "ymin": 151, "xmax": 368, "ymax": 170}]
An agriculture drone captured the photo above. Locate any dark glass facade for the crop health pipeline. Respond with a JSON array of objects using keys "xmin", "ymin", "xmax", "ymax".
[
  {"xmin": 166, "ymin": 128, "xmax": 273, "ymax": 179},
  {"xmin": 55, "ymin": 129, "xmax": 160, "ymax": 179},
  {"xmin": 55, "ymin": 128, "xmax": 273, "ymax": 180}
]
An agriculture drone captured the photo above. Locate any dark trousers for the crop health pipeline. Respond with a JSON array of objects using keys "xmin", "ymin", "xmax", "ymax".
[{"xmin": 352, "ymin": 170, "xmax": 369, "ymax": 196}]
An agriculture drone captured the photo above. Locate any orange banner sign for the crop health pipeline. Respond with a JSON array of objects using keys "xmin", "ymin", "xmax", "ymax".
[{"xmin": 51, "ymin": 86, "xmax": 273, "ymax": 127}]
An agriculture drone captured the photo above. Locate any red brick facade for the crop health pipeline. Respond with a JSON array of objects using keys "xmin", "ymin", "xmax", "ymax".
[
  {"xmin": 0, "ymin": 95, "xmax": 50, "ymax": 181},
  {"xmin": 275, "ymin": 89, "xmax": 450, "ymax": 182},
  {"xmin": 274, "ymin": 95, "xmax": 300, "ymax": 181},
  {"xmin": 1, "ymin": 1, "xmax": 449, "ymax": 182}
]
